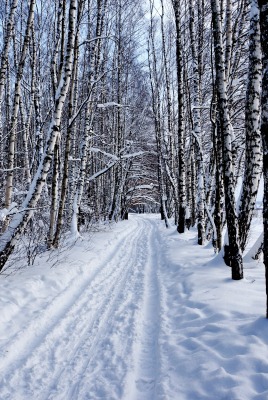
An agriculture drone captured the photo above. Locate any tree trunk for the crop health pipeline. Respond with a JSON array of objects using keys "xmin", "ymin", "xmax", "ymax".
[
  {"xmin": 238, "ymin": 0, "xmax": 262, "ymax": 252},
  {"xmin": 0, "ymin": 0, "xmax": 18, "ymax": 102},
  {"xmin": 189, "ymin": 0, "xmax": 205, "ymax": 244},
  {"xmin": 258, "ymin": 0, "xmax": 268, "ymax": 318},
  {"xmin": 53, "ymin": 17, "xmax": 80, "ymax": 248},
  {"xmin": 47, "ymin": 137, "xmax": 60, "ymax": 249},
  {"xmin": 0, "ymin": 0, "xmax": 18, "ymax": 165},
  {"xmin": 0, "ymin": 0, "xmax": 77, "ymax": 271},
  {"xmin": 72, "ymin": 0, "xmax": 106, "ymax": 231},
  {"xmin": 172, "ymin": 0, "xmax": 186, "ymax": 233},
  {"xmin": 211, "ymin": 0, "xmax": 243, "ymax": 280},
  {"xmin": 4, "ymin": 0, "xmax": 36, "ymax": 227},
  {"xmin": 148, "ymin": 0, "xmax": 169, "ymax": 228}
]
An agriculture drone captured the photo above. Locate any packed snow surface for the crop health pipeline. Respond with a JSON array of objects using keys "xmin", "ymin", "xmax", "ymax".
[{"xmin": 0, "ymin": 214, "xmax": 267, "ymax": 400}]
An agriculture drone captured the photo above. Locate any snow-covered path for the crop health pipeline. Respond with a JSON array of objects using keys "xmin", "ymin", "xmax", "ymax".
[
  {"xmin": 0, "ymin": 216, "xmax": 166, "ymax": 399},
  {"xmin": 0, "ymin": 214, "xmax": 268, "ymax": 400}
]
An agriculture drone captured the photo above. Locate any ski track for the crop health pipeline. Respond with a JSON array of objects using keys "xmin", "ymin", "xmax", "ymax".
[
  {"xmin": 123, "ymin": 219, "xmax": 163, "ymax": 400},
  {"xmin": 0, "ymin": 219, "xmax": 139, "ymax": 398},
  {"xmin": 1, "ymin": 215, "xmax": 267, "ymax": 400},
  {"xmin": 0, "ymin": 215, "xmax": 166, "ymax": 400}
]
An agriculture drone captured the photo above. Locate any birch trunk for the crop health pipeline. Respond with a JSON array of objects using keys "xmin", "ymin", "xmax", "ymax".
[
  {"xmin": 72, "ymin": 0, "xmax": 105, "ymax": 231},
  {"xmin": 19, "ymin": 99, "xmax": 32, "ymax": 185},
  {"xmin": 258, "ymin": 0, "xmax": 268, "ymax": 318},
  {"xmin": 160, "ymin": 0, "xmax": 179, "ymax": 215},
  {"xmin": 51, "ymin": 0, "xmax": 66, "ymax": 98},
  {"xmin": 214, "ymin": 119, "xmax": 225, "ymax": 251},
  {"xmin": 224, "ymin": 0, "xmax": 232, "ymax": 82},
  {"xmin": 211, "ymin": 0, "xmax": 243, "ymax": 280},
  {"xmin": 148, "ymin": 2, "xmax": 169, "ymax": 228},
  {"xmin": 189, "ymin": 0, "xmax": 205, "ymax": 244},
  {"xmin": 4, "ymin": 0, "xmax": 36, "ymax": 224},
  {"xmin": 53, "ymin": 12, "xmax": 81, "ymax": 248},
  {"xmin": 172, "ymin": 0, "xmax": 186, "ymax": 233},
  {"xmin": 238, "ymin": 0, "xmax": 262, "ymax": 252},
  {"xmin": 109, "ymin": 1, "xmax": 123, "ymax": 221},
  {"xmin": 0, "ymin": 0, "xmax": 18, "ymax": 163},
  {"xmin": 0, "ymin": 0, "xmax": 77, "ymax": 270},
  {"xmin": 47, "ymin": 138, "xmax": 60, "ymax": 249},
  {"xmin": 0, "ymin": 0, "xmax": 18, "ymax": 103}
]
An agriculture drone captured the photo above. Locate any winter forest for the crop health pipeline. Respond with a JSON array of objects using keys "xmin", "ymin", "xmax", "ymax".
[
  {"xmin": 1, "ymin": 0, "xmax": 267, "ymax": 301},
  {"xmin": 0, "ymin": 0, "xmax": 268, "ymax": 397}
]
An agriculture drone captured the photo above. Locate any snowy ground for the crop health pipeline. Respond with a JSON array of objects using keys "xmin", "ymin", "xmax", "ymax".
[{"xmin": 0, "ymin": 213, "xmax": 267, "ymax": 400}]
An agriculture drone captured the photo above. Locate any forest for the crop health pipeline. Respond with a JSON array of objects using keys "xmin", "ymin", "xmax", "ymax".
[{"xmin": 0, "ymin": 0, "xmax": 267, "ymax": 312}]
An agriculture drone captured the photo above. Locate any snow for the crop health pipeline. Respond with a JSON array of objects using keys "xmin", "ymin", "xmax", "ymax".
[
  {"xmin": 0, "ymin": 202, "xmax": 18, "ymax": 221},
  {"xmin": 0, "ymin": 214, "xmax": 267, "ymax": 399},
  {"xmin": 97, "ymin": 102, "xmax": 127, "ymax": 108}
]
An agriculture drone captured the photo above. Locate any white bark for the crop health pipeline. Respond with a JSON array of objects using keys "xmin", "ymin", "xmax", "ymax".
[
  {"xmin": 0, "ymin": 0, "xmax": 77, "ymax": 270},
  {"xmin": 211, "ymin": 0, "xmax": 243, "ymax": 279},
  {"xmin": 4, "ymin": 0, "xmax": 36, "ymax": 217},
  {"xmin": 238, "ymin": 0, "xmax": 262, "ymax": 252}
]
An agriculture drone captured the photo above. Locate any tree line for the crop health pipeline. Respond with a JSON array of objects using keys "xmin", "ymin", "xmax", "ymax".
[
  {"xmin": 148, "ymin": 0, "xmax": 267, "ymax": 315},
  {"xmin": 0, "ymin": 0, "xmax": 267, "ymax": 315}
]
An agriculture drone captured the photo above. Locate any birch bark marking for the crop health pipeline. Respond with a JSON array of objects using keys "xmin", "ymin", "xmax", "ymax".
[
  {"xmin": 109, "ymin": 0, "xmax": 123, "ymax": 221},
  {"xmin": 4, "ymin": 0, "xmax": 35, "ymax": 224},
  {"xmin": 0, "ymin": 0, "xmax": 77, "ymax": 270},
  {"xmin": 160, "ymin": 0, "xmax": 179, "ymax": 215},
  {"xmin": 172, "ymin": 0, "xmax": 186, "ymax": 233},
  {"xmin": 53, "ymin": 36, "xmax": 79, "ymax": 248},
  {"xmin": 238, "ymin": 0, "xmax": 262, "ymax": 253},
  {"xmin": 258, "ymin": 0, "xmax": 268, "ymax": 318},
  {"xmin": 0, "ymin": 0, "xmax": 17, "ymax": 167},
  {"xmin": 53, "ymin": 0, "xmax": 84, "ymax": 247},
  {"xmin": 224, "ymin": 0, "xmax": 232, "ymax": 82},
  {"xmin": 47, "ymin": 137, "xmax": 60, "ymax": 249},
  {"xmin": 161, "ymin": 7, "xmax": 172, "ymax": 150},
  {"xmin": 0, "ymin": 0, "xmax": 18, "ymax": 103},
  {"xmin": 148, "ymin": 0, "xmax": 169, "ymax": 228},
  {"xmin": 189, "ymin": 0, "xmax": 205, "ymax": 245},
  {"xmin": 72, "ymin": 0, "xmax": 105, "ymax": 232},
  {"xmin": 51, "ymin": 0, "xmax": 66, "ymax": 98},
  {"xmin": 211, "ymin": 0, "xmax": 243, "ymax": 280}
]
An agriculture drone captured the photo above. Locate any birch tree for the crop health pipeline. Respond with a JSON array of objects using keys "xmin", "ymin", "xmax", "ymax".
[
  {"xmin": 172, "ymin": 0, "xmax": 186, "ymax": 233},
  {"xmin": 148, "ymin": 0, "xmax": 169, "ymax": 227},
  {"xmin": 238, "ymin": 0, "xmax": 262, "ymax": 253},
  {"xmin": 4, "ymin": 0, "xmax": 36, "ymax": 228},
  {"xmin": 258, "ymin": 0, "xmax": 268, "ymax": 318},
  {"xmin": 0, "ymin": 0, "xmax": 77, "ymax": 270},
  {"xmin": 0, "ymin": 0, "xmax": 18, "ymax": 163},
  {"xmin": 188, "ymin": 0, "xmax": 205, "ymax": 244},
  {"xmin": 211, "ymin": 0, "xmax": 243, "ymax": 280}
]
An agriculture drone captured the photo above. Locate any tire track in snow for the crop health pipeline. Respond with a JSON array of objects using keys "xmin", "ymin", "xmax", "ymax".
[{"xmin": 0, "ymin": 220, "xmax": 140, "ymax": 399}]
